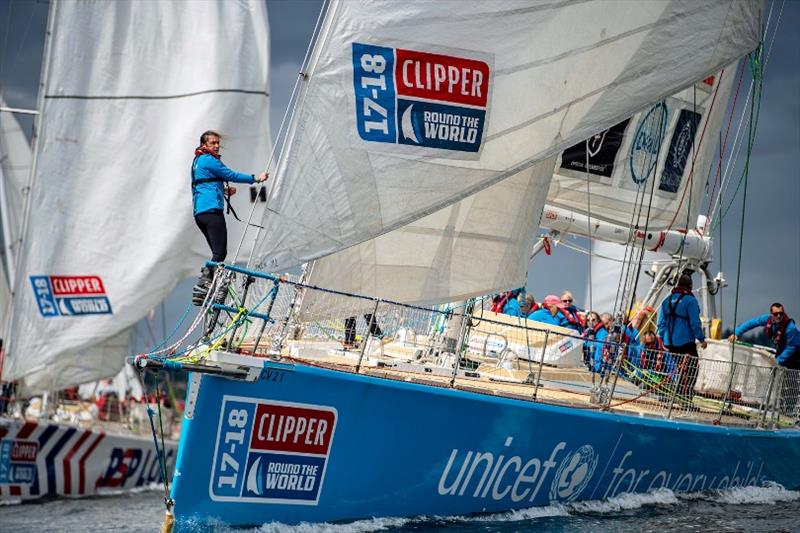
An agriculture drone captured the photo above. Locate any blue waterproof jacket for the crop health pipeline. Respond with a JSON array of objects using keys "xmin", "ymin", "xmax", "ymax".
[
  {"xmin": 657, "ymin": 292, "xmax": 705, "ymax": 347},
  {"xmin": 591, "ymin": 326, "xmax": 609, "ymax": 373},
  {"xmin": 502, "ymin": 298, "xmax": 523, "ymax": 317},
  {"xmin": 735, "ymin": 314, "xmax": 800, "ymax": 367},
  {"xmin": 527, "ymin": 308, "xmax": 559, "ymax": 326},
  {"xmin": 192, "ymin": 153, "xmax": 255, "ymax": 215}
]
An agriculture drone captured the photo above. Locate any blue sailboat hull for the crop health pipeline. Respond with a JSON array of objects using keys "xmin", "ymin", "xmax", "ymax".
[{"xmin": 171, "ymin": 360, "xmax": 800, "ymax": 529}]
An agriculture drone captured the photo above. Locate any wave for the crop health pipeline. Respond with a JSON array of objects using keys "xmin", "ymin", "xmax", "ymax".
[
  {"xmin": 701, "ymin": 481, "xmax": 800, "ymax": 505},
  {"xmin": 208, "ymin": 483, "xmax": 799, "ymax": 533}
]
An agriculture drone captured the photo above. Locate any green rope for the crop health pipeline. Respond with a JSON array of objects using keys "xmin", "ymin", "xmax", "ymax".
[
  {"xmin": 729, "ymin": 44, "xmax": 764, "ymax": 365},
  {"xmin": 711, "ymin": 46, "xmax": 766, "ymax": 232}
]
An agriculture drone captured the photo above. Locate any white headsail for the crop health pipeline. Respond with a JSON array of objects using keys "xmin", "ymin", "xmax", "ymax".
[
  {"xmin": 4, "ymin": 1, "xmax": 271, "ymax": 389},
  {"xmin": 547, "ymin": 66, "xmax": 738, "ymax": 232},
  {"xmin": 257, "ymin": 0, "xmax": 761, "ymax": 307}
]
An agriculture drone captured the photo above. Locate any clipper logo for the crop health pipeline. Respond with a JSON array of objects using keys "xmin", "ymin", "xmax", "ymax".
[
  {"xmin": 352, "ymin": 42, "xmax": 490, "ymax": 155},
  {"xmin": 549, "ymin": 444, "xmax": 598, "ymax": 502},
  {"xmin": 210, "ymin": 397, "xmax": 337, "ymax": 505},
  {"xmin": 0, "ymin": 439, "xmax": 38, "ymax": 484},
  {"xmin": 29, "ymin": 275, "xmax": 112, "ymax": 317}
]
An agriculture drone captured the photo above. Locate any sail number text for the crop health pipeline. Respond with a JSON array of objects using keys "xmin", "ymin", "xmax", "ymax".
[{"xmin": 353, "ymin": 43, "xmax": 397, "ymax": 143}]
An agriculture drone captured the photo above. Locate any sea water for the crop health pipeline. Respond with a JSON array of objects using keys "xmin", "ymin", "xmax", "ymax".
[{"xmin": 0, "ymin": 484, "xmax": 798, "ymax": 532}]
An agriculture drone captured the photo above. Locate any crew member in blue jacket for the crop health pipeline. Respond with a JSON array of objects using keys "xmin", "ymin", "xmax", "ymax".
[
  {"xmin": 657, "ymin": 274, "xmax": 706, "ymax": 400},
  {"xmin": 729, "ymin": 303, "xmax": 800, "ymax": 369},
  {"xmin": 191, "ymin": 130, "xmax": 268, "ymax": 305}
]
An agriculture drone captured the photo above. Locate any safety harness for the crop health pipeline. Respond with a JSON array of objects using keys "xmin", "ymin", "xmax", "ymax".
[{"xmin": 664, "ymin": 287, "xmax": 691, "ymax": 345}]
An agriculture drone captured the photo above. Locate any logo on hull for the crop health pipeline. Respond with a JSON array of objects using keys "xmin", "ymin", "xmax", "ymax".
[
  {"xmin": 549, "ymin": 444, "xmax": 598, "ymax": 502},
  {"xmin": 210, "ymin": 397, "xmax": 337, "ymax": 505}
]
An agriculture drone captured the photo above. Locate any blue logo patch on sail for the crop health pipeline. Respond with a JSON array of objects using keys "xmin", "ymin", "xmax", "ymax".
[
  {"xmin": 352, "ymin": 42, "xmax": 490, "ymax": 154},
  {"xmin": 29, "ymin": 275, "xmax": 113, "ymax": 317},
  {"xmin": 629, "ymin": 102, "xmax": 668, "ymax": 185},
  {"xmin": 659, "ymin": 109, "xmax": 701, "ymax": 193}
]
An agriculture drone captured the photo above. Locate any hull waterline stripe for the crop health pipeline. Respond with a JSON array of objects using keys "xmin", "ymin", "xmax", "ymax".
[
  {"xmin": 62, "ymin": 430, "xmax": 92, "ymax": 495},
  {"xmin": 45, "ymin": 428, "xmax": 76, "ymax": 496},
  {"xmin": 43, "ymin": 89, "xmax": 269, "ymax": 101},
  {"xmin": 79, "ymin": 433, "xmax": 105, "ymax": 495}
]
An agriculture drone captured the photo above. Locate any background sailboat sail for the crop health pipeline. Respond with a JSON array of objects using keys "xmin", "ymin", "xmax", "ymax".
[
  {"xmin": 547, "ymin": 65, "xmax": 737, "ymax": 231},
  {"xmin": 252, "ymin": 0, "xmax": 761, "ymax": 275},
  {"xmin": 0, "ymin": 95, "xmax": 32, "ymax": 291},
  {"xmin": 4, "ymin": 1, "xmax": 271, "ymax": 390}
]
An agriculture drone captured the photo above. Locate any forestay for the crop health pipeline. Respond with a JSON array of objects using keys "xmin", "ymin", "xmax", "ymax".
[
  {"xmin": 5, "ymin": 1, "xmax": 271, "ymax": 389},
  {"xmin": 256, "ymin": 0, "xmax": 761, "ymax": 307},
  {"xmin": 547, "ymin": 65, "xmax": 738, "ymax": 231}
]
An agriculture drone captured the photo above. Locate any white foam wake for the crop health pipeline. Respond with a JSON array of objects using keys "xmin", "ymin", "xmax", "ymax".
[
  {"xmin": 568, "ymin": 487, "xmax": 679, "ymax": 513},
  {"xmin": 705, "ymin": 481, "xmax": 800, "ymax": 505},
  {"xmin": 242, "ymin": 483, "xmax": 799, "ymax": 532},
  {"xmin": 256, "ymin": 517, "xmax": 414, "ymax": 533}
]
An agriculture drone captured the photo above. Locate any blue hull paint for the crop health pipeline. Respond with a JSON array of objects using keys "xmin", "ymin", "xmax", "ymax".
[{"xmin": 171, "ymin": 360, "xmax": 800, "ymax": 529}]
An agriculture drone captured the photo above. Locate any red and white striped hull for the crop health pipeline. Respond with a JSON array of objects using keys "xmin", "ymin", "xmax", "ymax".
[{"xmin": 0, "ymin": 417, "xmax": 176, "ymax": 501}]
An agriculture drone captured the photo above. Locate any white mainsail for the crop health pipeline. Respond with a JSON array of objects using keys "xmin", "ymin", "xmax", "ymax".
[
  {"xmin": 547, "ymin": 65, "xmax": 738, "ymax": 232},
  {"xmin": 4, "ymin": 1, "xmax": 271, "ymax": 389},
  {"xmin": 263, "ymin": 0, "xmax": 760, "ymax": 307}
]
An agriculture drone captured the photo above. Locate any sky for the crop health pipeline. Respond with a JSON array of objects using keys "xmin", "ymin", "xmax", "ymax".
[{"xmin": 0, "ymin": 0, "xmax": 798, "ymax": 352}]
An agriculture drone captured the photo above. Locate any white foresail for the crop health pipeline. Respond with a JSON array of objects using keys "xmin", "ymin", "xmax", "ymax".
[
  {"xmin": 302, "ymin": 158, "xmax": 555, "ymax": 312},
  {"xmin": 547, "ymin": 64, "xmax": 738, "ymax": 231},
  {"xmin": 4, "ymin": 1, "xmax": 271, "ymax": 388},
  {"xmin": 257, "ymin": 0, "xmax": 760, "ymax": 306}
]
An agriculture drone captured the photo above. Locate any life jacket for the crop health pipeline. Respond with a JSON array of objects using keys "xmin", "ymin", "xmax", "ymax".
[
  {"xmin": 558, "ymin": 305, "xmax": 585, "ymax": 329},
  {"xmin": 766, "ymin": 314, "xmax": 793, "ymax": 350},
  {"xmin": 664, "ymin": 287, "xmax": 691, "ymax": 343},
  {"xmin": 491, "ymin": 292, "xmax": 511, "ymax": 313},
  {"xmin": 491, "ymin": 289, "xmax": 522, "ymax": 313}
]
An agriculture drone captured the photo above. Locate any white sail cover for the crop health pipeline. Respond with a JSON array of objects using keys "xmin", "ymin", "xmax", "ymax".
[
  {"xmin": 547, "ymin": 64, "xmax": 738, "ymax": 231},
  {"xmin": 252, "ymin": 0, "xmax": 761, "ymax": 275},
  {"xmin": 5, "ymin": 0, "xmax": 271, "ymax": 388}
]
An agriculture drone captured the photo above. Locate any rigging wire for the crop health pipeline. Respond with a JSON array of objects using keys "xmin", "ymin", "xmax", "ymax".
[
  {"xmin": 710, "ymin": 0, "xmax": 784, "ymax": 232},
  {"xmin": 233, "ymin": 0, "xmax": 332, "ymax": 268},
  {"xmin": 730, "ymin": 45, "xmax": 765, "ymax": 350}
]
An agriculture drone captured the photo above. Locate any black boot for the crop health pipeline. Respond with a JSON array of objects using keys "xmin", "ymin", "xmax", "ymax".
[{"xmin": 192, "ymin": 266, "xmax": 215, "ymax": 306}]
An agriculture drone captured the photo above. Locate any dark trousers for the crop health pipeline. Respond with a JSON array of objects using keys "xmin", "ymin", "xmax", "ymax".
[
  {"xmin": 667, "ymin": 342, "xmax": 699, "ymax": 398},
  {"xmin": 195, "ymin": 210, "xmax": 227, "ymax": 262},
  {"xmin": 344, "ymin": 314, "xmax": 383, "ymax": 344}
]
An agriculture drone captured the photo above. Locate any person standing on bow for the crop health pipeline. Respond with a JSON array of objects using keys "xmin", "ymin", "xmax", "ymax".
[
  {"xmin": 191, "ymin": 130, "xmax": 268, "ymax": 305},
  {"xmin": 729, "ymin": 303, "xmax": 800, "ymax": 369},
  {"xmin": 657, "ymin": 274, "xmax": 707, "ymax": 400}
]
